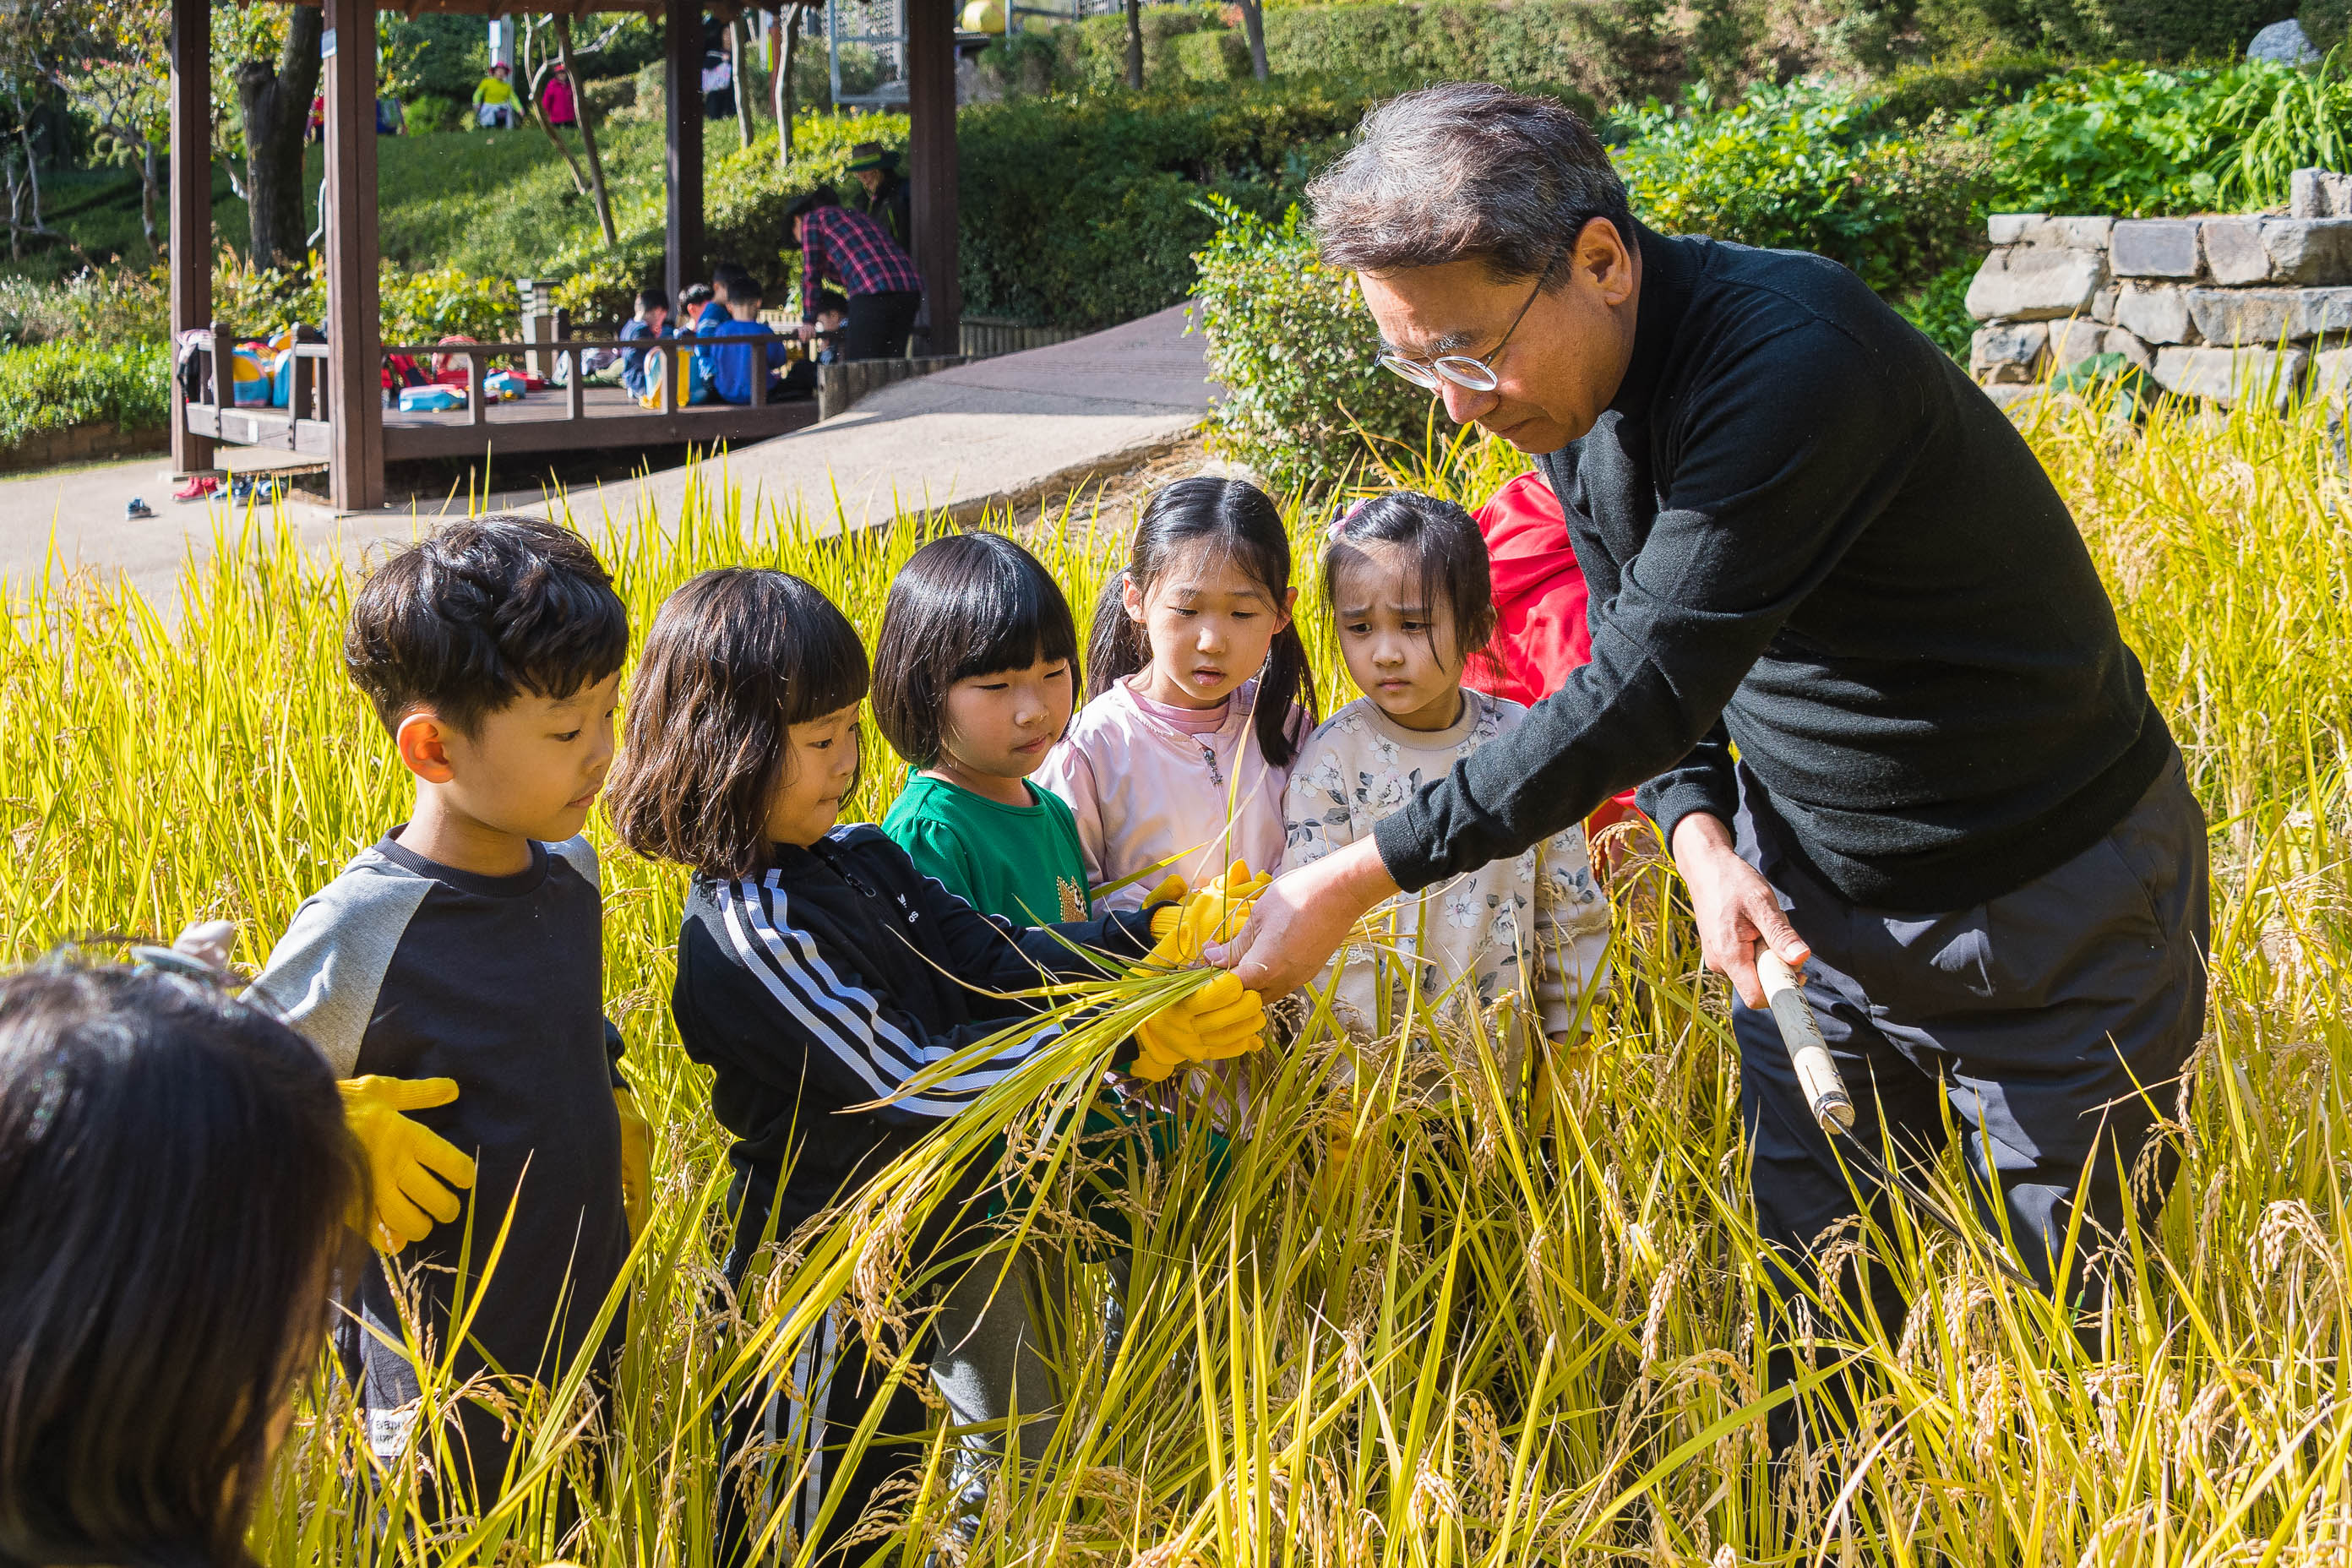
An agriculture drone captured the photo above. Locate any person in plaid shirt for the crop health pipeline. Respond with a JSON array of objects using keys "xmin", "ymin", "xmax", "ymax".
[{"xmin": 786, "ymin": 191, "xmax": 924, "ymax": 362}]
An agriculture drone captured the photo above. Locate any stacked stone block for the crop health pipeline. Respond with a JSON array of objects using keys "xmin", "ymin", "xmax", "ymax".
[{"xmin": 1965, "ymin": 173, "xmax": 2352, "ymax": 410}]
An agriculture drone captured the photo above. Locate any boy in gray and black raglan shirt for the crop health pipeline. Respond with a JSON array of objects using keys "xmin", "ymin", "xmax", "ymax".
[{"xmin": 249, "ymin": 515, "xmax": 644, "ymax": 1506}]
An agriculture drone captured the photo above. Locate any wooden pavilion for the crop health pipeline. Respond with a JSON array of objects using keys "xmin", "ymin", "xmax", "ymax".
[{"xmin": 167, "ymin": 0, "xmax": 962, "ymax": 509}]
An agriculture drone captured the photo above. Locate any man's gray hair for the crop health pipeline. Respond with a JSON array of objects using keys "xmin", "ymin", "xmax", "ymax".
[{"xmin": 1307, "ymin": 83, "xmax": 1631, "ymax": 283}]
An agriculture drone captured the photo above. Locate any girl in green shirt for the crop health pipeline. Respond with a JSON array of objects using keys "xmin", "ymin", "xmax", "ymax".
[{"xmin": 874, "ymin": 532, "xmax": 1092, "ymax": 923}]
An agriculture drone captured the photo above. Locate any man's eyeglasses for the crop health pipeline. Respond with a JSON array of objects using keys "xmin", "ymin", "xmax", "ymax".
[{"xmin": 1375, "ymin": 245, "xmax": 1565, "ymax": 395}]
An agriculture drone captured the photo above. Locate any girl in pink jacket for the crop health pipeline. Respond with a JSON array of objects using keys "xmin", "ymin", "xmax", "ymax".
[{"xmin": 1037, "ymin": 477, "xmax": 1316, "ymax": 912}]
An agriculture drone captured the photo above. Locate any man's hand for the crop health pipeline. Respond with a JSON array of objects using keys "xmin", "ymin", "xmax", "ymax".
[
  {"xmin": 1670, "ymin": 812, "xmax": 1809, "ymax": 1009},
  {"xmin": 1215, "ymin": 837, "xmax": 1400, "ymax": 997}
]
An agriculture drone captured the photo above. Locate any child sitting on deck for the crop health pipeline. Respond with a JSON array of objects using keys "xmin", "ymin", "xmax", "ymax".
[
  {"xmin": 704, "ymin": 273, "xmax": 787, "ymax": 406},
  {"xmin": 618, "ymin": 286, "xmax": 670, "ymax": 399}
]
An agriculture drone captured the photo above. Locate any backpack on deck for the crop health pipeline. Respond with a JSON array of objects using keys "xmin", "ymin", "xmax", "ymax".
[
  {"xmin": 638, "ymin": 346, "xmax": 706, "ymax": 408},
  {"xmin": 229, "ymin": 345, "xmax": 273, "ymax": 407}
]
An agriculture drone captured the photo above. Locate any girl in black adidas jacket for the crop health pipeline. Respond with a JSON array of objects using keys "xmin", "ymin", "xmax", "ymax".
[{"xmin": 605, "ymin": 568, "xmax": 1244, "ymax": 1562}]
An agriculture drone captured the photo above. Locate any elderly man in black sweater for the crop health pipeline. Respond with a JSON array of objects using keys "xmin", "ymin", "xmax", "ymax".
[{"xmin": 1225, "ymin": 84, "xmax": 2207, "ymax": 1437}]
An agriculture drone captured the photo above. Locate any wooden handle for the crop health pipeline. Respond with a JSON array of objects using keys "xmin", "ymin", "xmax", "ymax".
[{"xmin": 1756, "ymin": 949, "xmax": 1854, "ymax": 1133}]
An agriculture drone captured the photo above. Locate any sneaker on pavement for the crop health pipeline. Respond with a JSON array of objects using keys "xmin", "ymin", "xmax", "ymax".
[
  {"xmin": 125, "ymin": 496, "xmax": 157, "ymax": 520},
  {"xmin": 172, "ymin": 474, "xmax": 220, "ymax": 503}
]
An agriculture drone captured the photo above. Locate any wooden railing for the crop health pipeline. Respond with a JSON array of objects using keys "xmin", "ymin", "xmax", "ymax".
[{"xmin": 192, "ymin": 327, "xmax": 803, "ymax": 438}]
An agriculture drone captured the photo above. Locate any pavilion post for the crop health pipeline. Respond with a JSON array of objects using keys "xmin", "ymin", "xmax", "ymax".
[
  {"xmin": 906, "ymin": 0, "xmax": 960, "ymax": 356},
  {"xmin": 322, "ymin": 0, "xmax": 384, "ymax": 511},
  {"xmin": 169, "ymin": 0, "xmax": 215, "ymax": 476},
  {"xmin": 664, "ymin": 0, "xmax": 705, "ymax": 306}
]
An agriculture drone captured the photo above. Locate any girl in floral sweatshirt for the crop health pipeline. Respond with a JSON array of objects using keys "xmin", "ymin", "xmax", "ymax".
[
  {"xmin": 1038, "ymin": 476, "xmax": 1315, "ymax": 911},
  {"xmin": 1281, "ymin": 492, "xmax": 1610, "ymax": 1075}
]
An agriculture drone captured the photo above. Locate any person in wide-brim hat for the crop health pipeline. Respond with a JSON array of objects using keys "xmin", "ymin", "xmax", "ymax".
[{"xmin": 843, "ymin": 141, "xmax": 911, "ymax": 249}]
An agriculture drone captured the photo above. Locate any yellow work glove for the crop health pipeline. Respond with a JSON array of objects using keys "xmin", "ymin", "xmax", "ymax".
[
  {"xmin": 339, "ymin": 1075, "xmax": 476, "ymax": 1254},
  {"xmin": 1130, "ymin": 971, "xmax": 1267, "ymax": 1081},
  {"xmin": 1146, "ymin": 859, "xmax": 1271, "ymax": 968},
  {"xmin": 614, "ymin": 1086, "xmax": 652, "ymax": 1242}
]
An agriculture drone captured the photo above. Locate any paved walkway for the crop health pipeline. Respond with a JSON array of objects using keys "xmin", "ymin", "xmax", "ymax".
[{"xmin": 0, "ymin": 302, "xmax": 1216, "ymax": 605}]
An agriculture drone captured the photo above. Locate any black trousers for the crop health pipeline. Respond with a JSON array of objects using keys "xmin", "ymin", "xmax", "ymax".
[
  {"xmin": 843, "ymin": 291, "xmax": 920, "ymax": 362},
  {"xmin": 1732, "ymin": 749, "xmax": 2208, "ymax": 1448}
]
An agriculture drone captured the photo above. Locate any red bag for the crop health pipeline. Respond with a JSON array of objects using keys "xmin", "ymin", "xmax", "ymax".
[{"xmin": 1463, "ymin": 471, "xmax": 1642, "ymax": 841}]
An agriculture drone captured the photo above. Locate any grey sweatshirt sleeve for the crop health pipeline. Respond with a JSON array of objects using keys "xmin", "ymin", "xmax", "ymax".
[{"xmin": 246, "ymin": 858, "xmax": 431, "ymax": 1077}]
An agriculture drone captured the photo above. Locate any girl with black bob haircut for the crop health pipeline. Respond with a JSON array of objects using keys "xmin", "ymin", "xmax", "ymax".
[
  {"xmin": 0, "ymin": 957, "xmax": 360, "ymax": 1568},
  {"xmin": 603, "ymin": 566, "xmax": 1260, "ymax": 1564},
  {"xmin": 1038, "ymin": 475, "xmax": 1315, "ymax": 912},
  {"xmin": 874, "ymin": 532, "xmax": 1092, "ymax": 925}
]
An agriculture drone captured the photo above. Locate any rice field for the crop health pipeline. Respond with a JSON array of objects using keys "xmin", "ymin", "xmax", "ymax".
[{"xmin": 3, "ymin": 387, "xmax": 2349, "ymax": 1566}]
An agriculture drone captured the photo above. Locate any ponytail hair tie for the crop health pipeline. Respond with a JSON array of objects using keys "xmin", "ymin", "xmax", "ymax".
[{"xmin": 1325, "ymin": 497, "xmax": 1370, "ymax": 544}]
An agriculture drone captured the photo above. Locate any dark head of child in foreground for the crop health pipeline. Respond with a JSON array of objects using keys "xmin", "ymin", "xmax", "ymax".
[
  {"xmin": 0, "ymin": 959, "xmax": 358, "ymax": 1568},
  {"xmin": 253, "ymin": 514, "xmax": 640, "ymax": 1504}
]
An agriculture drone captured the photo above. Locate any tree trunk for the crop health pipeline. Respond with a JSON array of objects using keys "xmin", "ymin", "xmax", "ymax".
[
  {"xmin": 556, "ymin": 18, "xmax": 619, "ymax": 248},
  {"xmin": 778, "ymin": 6, "xmax": 802, "ymax": 166},
  {"xmin": 732, "ymin": 17, "xmax": 754, "ymax": 150},
  {"xmin": 1124, "ymin": 0, "xmax": 1143, "ymax": 89},
  {"xmin": 1238, "ymin": 0, "xmax": 1269, "ymax": 79},
  {"xmin": 235, "ymin": 5, "xmax": 323, "ymax": 270},
  {"xmin": 139, "ymin": 141, "xmax": 160, "ymax": 253}
]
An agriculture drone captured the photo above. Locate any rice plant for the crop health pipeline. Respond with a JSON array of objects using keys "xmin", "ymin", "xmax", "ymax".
[{"xmin": 4, "ymin": 384, "xmax": 2351, "ymax": 1565}]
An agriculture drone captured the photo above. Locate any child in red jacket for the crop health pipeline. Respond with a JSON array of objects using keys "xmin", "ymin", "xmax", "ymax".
[{"xmin": 1462, "ymin": 471, "xmax": 1642, "ymax": 844}]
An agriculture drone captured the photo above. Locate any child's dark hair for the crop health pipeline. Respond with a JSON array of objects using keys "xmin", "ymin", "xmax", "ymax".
[
  {"xmin": 634, "ymin": 286, "xmax": 667, "ymax": 315},
  {"xmin": 1086, "ymin": 476, "xmax": 1315, "ymax": 768},
  {"xmin": 810, "ymin": 288, "xmax": 849, "ymax": 317},
  {"xmin": 342, "ymin": 514, "xmax": 628, "ymax": 737},
  {"xmin": 607, "ymin": 569, "xmax": 868, "ymax": 879},
  {"xmin": 874, "ymin": 532, "xmax": 1079, "ymax": 770},
  {"xmin": 680, "ymin": 282, "xmax": 715, "ymax": 308},
  {"xmin": 0, "ymin": 958, "xmax": 360, "ymax": 1568},
  {"xmin": 1323, "ymin": 492, "xmax": 1498, "ymax": 669},
  {"xmin": 713, "ymin": 261, "xmax": 758, "ymax": 302}
]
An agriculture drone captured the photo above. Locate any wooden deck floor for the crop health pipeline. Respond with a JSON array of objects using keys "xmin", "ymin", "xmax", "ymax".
[{"xmin": 188, "ymin": 385, "xmax": 821, "ymax": 465}]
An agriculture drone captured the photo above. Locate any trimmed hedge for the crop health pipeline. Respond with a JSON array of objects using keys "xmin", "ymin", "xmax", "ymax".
[
  {"xmin": 1191, "ymin": 199, "xmax": 1435, "ymax": 495},
  {"xmin": 0, "ymin": 341, "xmax": 170, "ymax": 453},
  {"xmin": 958, "ymin": 80, "xmax": 1375, "ymax": 329}
]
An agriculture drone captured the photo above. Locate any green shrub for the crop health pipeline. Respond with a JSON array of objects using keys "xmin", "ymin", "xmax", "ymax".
[
  {"xmin": 1970, "ymin": 59, "xmax": 2352, "ymax": 215},
  {"xmin": 404, "ymin": 94, "xmax": 462, "ymax": 135},
  {"xmin": 958, "ymin": 80, "xmax": 1374, "ymax": 329},
  {"xmin": 382, "ymin": 15, "xmax": 488, "ymax": 103},
  {"xmin": 0, "ymin": 267, "xmax": 167, "ymax": 347},
  {"xmin": 1614, "ymin": 80, "xmax": 1984, "ymax": 297},
  {"xmin": 1191, "ymin": 198, "xmax": 1437, "ymax": 495},
  {"xmin": 1175, "ymin": 28, "xmax": 1253, "ymax": 82},
  {"xmin": 0, "ymin": 340, "xmax": 171, "ymax": 452},
  {"xmin": 1865, "ymin": 49, "xmax": 2076, "ymax": 127},
  {"xmin": 382, "ymin": 265, "xmax": 522, "ymax": 344},
  {"xmin": 1254, "ymin": 0, "xmax": 1642, "ymax": 109},
  {"xmin": 2306, "ymin": 0, "xmax": 2351, "ymax": 52},
  {"xmin": 1893, "ymin": 258, "xmax": 1980, "ymax": 360},
  {"xmin": 1037, "ymin": 7, "xmax": 1229, "ymax": 90},
  {"xmin": 1995, "ymin": 0, "xmax": 2294, "ymax": 61}
]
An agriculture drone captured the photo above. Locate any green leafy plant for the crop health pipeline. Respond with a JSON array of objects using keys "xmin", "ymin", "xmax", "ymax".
[
  {"xmin": 958, "ymin": 80, "xmax": 1371, "ymax": 329},
  {"xmin": 0, "ymin": 340, "xmax": 170, "ymax": 451},
  {"xmin": 1190, "ymin": 195, "xmax": 1440, "ymax": 495},
  {"xmin": 1613, "ymin": 79, "xmax": 1985, "ymax": 297},
  {"xmin": 1969, "ymin": 59, "xmax": 2352, "ymax": 217}
]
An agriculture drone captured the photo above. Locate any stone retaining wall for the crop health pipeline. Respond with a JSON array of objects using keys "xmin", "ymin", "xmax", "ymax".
[
  {"xmin": 0, "ymin": 421, "xmax": 168, "ymax": 476},
  {"xmin": 1965, "ymin": 169, "xmax": 2352, "ymax": 409}
]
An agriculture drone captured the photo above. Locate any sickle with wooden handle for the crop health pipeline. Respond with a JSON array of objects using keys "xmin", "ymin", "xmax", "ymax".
[
  {"xmin": 1752, "ymin": 944, "xmax": 2041, "ymax": 1292},
  {"xmin": 1756, "ymin": 948, "xmax": 1854, "ymax": 1133}
]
